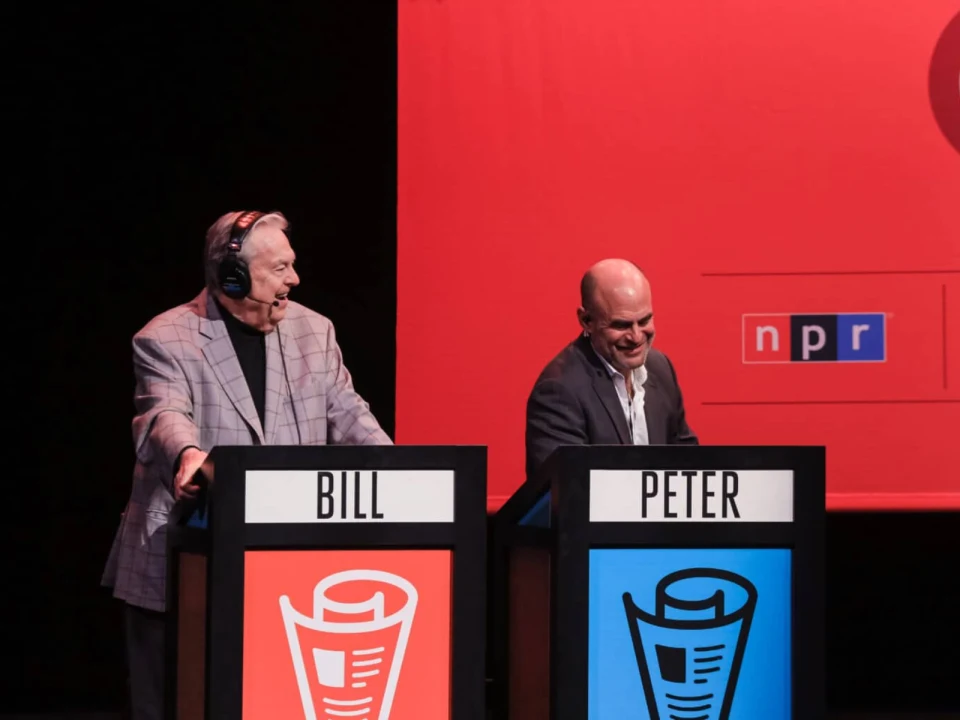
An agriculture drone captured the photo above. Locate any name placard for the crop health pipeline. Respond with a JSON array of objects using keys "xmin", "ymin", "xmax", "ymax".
[
  {"xmin": 244, "ymin": 469, "xmax": 455, "ymax": 524},
  {"xmin": 589, "ymin": 469, "xmax": 794, "ymax": 523}
]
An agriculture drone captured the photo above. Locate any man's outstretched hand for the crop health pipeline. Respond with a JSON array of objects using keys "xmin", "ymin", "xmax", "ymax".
[{"xmin": 174, "ymin": 447, "xmax": 213, "ymax": 501}]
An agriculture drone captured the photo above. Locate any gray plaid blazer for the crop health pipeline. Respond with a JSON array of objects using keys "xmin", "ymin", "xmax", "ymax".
[{"xmin": 102, "ymin": 289, "xmax": 392, "ymax": 611}]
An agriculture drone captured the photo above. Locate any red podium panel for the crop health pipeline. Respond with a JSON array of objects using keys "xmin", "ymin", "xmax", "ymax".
[
  {"xmin": 242, "ymin": 550, "xmax": 452, "ymax": 720},
  {"xmin": 166, "ymin": 445, "xmax": 487, "ymax": 720}
]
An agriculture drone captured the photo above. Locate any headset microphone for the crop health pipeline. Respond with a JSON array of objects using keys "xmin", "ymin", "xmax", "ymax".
[{"xmin": 249, "ymin": 295, "xmax": 281, "ymax": 307}]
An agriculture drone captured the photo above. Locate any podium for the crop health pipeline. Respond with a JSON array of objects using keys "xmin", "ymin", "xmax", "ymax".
[
  {"xmin": 166, "ymin": 445, "xmax": 487, "ymax": 720},
  {"xmin": 491, "ymin": 445, "xmax": 825, "ymax": 720}
]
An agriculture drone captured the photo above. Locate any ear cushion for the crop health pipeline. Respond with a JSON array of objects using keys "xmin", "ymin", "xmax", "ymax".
[
  {"xmin": 218, "ymin": 210, "xmax": 265, "ymax": 299},
  {"xmin": 218, "ymin": 254, "xmax": 250, "ymax": 299}
]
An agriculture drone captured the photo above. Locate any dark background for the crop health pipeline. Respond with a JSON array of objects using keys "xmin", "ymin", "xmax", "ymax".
[
  {"xmin": 3, "ymin": 3, "xmax": 397, "ymax": 710},
  {"xmin": 2, "ymin": 2, "xmax": 957, "ymax": 714}
]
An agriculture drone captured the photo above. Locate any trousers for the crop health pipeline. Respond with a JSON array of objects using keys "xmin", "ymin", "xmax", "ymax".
[{"xmin": 124, "ymin": 602, "xmax": 166, "ymax": 720}]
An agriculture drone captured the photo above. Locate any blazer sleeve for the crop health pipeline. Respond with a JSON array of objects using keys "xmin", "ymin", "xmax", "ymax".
[
  {"xmin": 525, "ymin": 378, "xmax": 589, "ymax": 481},
  {"xmin": 131, "ymin": 333, "xmax": 201, "ymax": 489},
  {"xmin": 664, "ymin": 354, "xmax": 699, "ymax": 445},
  {"xmin": 321, "ymin": 322, "xmax": 393, "ymax": 446}
]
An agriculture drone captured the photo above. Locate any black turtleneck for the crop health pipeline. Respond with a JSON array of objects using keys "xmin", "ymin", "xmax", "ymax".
[{"xmin": 215, "ymin": 299, "xmax": 266, "ymax": 427}]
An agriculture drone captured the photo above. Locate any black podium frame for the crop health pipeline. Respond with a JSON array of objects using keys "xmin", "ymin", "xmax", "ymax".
[
  {"xmin": 166, "ymin": 444, "xmax": 488, "ymax": 720},
  {"xmin": 491, "ymin": 444, "xmax": 825, "ymax": 720}
]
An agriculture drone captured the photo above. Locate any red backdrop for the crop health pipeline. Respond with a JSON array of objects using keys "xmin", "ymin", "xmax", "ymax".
[{"xmin": 397, "ymin": 0, "xmax": 960, "ymax": 510}]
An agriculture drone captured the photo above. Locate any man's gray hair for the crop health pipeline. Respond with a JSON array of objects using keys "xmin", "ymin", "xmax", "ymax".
[{"xmin": 203, "ymin": 210, "xmax": 289, "ymax": 292}]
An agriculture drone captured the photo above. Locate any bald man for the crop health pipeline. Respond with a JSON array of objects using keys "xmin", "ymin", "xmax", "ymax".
[{"xmin": 525, "ymin": 259, "xmax": 698, "ymax": 480}]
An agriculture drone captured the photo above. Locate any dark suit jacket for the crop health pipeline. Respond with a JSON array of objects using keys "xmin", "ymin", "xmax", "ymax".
[{"xmin": 525, "ymin": 334, "xmax": 698, "ymax": 480}]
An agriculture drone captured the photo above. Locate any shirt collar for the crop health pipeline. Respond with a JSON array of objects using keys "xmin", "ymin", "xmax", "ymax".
[{"xmin": 591, "ymin": 344, "xmax": 648, "ymax": 388}]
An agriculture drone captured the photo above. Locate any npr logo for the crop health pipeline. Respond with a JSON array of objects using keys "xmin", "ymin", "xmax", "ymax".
[{"xmin": 742, "ymin": 313, "xmax": 886, "ymax": 363}]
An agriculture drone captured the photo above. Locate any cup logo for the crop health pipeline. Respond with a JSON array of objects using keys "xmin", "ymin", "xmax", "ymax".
[
  {"xmin": 280, "ymin": 570, "xmax": 418, "ymax": 720},
  {"xmin": 623, "ymin": 569, "xmax": 758, "ymax": 720}
]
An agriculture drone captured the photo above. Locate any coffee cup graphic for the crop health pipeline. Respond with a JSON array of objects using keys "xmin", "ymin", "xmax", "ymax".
[
  {"xmin": 622, "ymin": 568, "xmax": 757, "ymax": 720},
  {"xmin": 280, "ymin": 569, "xmax": 418, "ymax": 720}
]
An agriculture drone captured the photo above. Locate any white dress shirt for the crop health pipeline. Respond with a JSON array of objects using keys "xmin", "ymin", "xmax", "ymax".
[{"xmin": 593, "ymin": 349, "xmax": 650, "ymax": 445}]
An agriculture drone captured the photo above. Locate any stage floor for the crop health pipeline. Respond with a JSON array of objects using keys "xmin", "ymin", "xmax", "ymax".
[{"xmin": 3, "ymin": 714, "xmax": 960, "ymax": 719}]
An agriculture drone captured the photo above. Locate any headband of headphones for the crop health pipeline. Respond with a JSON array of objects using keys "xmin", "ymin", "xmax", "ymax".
[{"xmin": 226, "ymin": 210, "xmax": 266, "ymax": 256}]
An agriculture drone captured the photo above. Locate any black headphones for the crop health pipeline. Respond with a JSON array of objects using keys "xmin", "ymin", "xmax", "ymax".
[
  {"xmin": 218, "ymin": 210, "xmax": 265, "ymax": 300},
  {"xmin": 216, "ymin": 210, "xmax": 304, "ymax": 444}
]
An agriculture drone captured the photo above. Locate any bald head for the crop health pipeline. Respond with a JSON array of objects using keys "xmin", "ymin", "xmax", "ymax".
[
  {"xmin": 577, "ymin": 258, "xmax": 655, "ymax": 373},
  {"xmin": 580, "ymin": 259, "xmax": 648, "ymax": 313}
]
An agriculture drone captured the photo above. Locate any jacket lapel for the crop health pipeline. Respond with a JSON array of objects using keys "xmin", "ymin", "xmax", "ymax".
[
  {"xmin": 576, "ymin": 335, "xmax": 631, "ymax": 444},
  {"xmin": 262, "ymin": 324, "xmax": 287, "ymax": 443},
  {"xmin": 591, "ymin": 374, "xmax": 631, "ymax": 444},
  {"xmin": 196, "ymin": 290, "xmax": 265, "ymax": 443}
]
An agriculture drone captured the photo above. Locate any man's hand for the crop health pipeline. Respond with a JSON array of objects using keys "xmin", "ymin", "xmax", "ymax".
[{"xmin": 174, "ymin": 447, "xmax": 212, "ymax": 501}]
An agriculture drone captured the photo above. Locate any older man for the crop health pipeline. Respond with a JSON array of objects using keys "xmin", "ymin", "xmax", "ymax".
[
  {"xmin": 102, "ymin": 210, "xmax": 391, "ymax": 720},
  {"xmin": 525, "ymin": 258, "xmax": 698, "ymax": 480}
]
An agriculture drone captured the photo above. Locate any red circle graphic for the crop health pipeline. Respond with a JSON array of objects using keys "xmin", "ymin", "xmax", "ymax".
[{"xmin": 930, "ymin": 10, "xmax": 960, "ymax": 155}]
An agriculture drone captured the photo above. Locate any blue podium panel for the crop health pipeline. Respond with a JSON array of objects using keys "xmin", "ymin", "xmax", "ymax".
[
  {"xmin": 491, "ymin": 445, "xmax": 824, "ymax": 720},
  {"xmin": 588, "ymin": 549, "xmax": 791, "ymax": 720}
]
